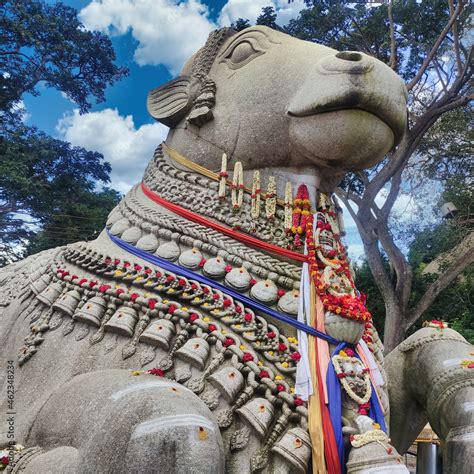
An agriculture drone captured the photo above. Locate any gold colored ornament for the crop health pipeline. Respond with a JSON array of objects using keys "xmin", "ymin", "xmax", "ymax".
[
  {"xmin": 218, "ymin": 153, "xmax": 228, "ymax": 199},
  {"xmin": 265, "ymin": 176, "xmax": 277, "ymax": 220},
  {"xmin": 250, "ymin": 170, "xmax": 261, "ymax": 219},
  {"xmin": 231, "ymin": 161, "xmax": 244, "ymax": 211}
]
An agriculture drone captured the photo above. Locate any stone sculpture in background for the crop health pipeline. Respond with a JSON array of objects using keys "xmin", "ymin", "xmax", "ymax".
[{"xmin": 0, "ymin": 26, "xmax": 472, "ymax": 474}]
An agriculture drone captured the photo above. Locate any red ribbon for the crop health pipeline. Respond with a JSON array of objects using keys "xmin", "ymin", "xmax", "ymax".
[{"xmin": 141, "ymin": 182, "xmax": 308, "ymax": 263}]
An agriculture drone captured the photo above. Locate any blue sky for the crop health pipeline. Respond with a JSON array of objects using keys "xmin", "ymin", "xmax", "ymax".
[{"xmin": 23, "ymin": 0, "xmax": 416, "ymax": 259}]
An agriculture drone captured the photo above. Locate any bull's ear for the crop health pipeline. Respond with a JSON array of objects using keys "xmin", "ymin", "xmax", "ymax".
[{"xmin": 147, "ymin": 76, "xmax": 200, "ymax": 127}]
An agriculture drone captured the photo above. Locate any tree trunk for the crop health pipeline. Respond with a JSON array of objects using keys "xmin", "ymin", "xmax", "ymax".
[{"xmin": 383, "ymin": 303, "xmax": 406, "ymax": 353}]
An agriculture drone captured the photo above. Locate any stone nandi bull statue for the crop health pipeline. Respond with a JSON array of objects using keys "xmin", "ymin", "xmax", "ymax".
[{"xmin": 0, "ymin": 26, "xmax": 472, "ymax": 474}]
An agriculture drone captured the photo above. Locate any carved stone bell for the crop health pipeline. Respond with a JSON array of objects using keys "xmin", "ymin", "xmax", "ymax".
[
  {"xmin": 139, "ymin": 319, "xmax": 175, "ymax": 350},
  {"xmin": 270, "ymin": 427, "xmax": 312, "ymax": 473},
  {"xmin": 236, "ymin": 398, "xmax": 275, "ymax": 439},
  {"xmin": 208, "ymin": 366, "xmax": 244, "ymax": 403},
  {"xmin": 36, "ymin": 282, "xmax": 63, "ymax": 306},
  {"xmin": 104, "ymin": 306, "xmax": 139, "ymax": 337},
  {"xmin": 30, "ymin": 273, "xmax": 51, "ymax": 295},
  {"xmin": 73, "ymin": 296, "xmax": 107, "ymax": 326},
  {"xmin": 52, "ymin": 290, "xmax": 81, "ymax": 317},
  {"xmin": 175, "ymin": 337, "xmax": 210, "ymax": 370}
]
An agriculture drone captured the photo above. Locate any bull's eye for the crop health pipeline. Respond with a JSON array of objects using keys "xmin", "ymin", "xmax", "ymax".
[
  {"xmin": 229, "ymin": 42, "xmax": 256, "ymax": 63},
  {"xmin": 223, "ymin": 40, "xmax": 264, "ymax": 69}
]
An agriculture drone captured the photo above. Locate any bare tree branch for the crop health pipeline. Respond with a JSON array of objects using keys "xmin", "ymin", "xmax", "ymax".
[
  {"xmin": 388, "ymin": 0, "xmax": 397, "ymax": 70},
  {"xmin": 448, "ymin": 0, "xmax": 463, "ymax": 75},
  {"xmin": 407, "ymin": 0, "xmax": 464, "ymax": 91}
]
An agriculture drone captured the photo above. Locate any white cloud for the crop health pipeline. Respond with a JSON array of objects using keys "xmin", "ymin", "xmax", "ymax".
[
  {"xmin": 79, "ymin": 0, "xmax": 216, "ymax": 74},
  {"xmin": 218, "ymin": 0, "xmax": 305, "ymax": 27},
  {"xmin": 57, "ymin": 109, "xmax": 168, "ymax": 194}
]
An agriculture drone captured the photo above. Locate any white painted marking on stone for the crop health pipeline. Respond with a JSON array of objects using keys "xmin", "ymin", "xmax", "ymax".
[
  {"xmin": 131, "ymin": 414, "xmax": 216, "ymax": 440},
  {"xmin": 441, "ymin": 358, "xmax": 466, "ymax": 368},
  {"xmin": 461, "ymin": 401, "xmax": 474, "ymax": 412},
  {"xmin": 110, "ymin": 380, "xmax": 192, "ymax": 401}
]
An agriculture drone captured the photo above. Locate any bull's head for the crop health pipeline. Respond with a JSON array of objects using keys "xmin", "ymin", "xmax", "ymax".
[{"xmin": 148, "ymin": 26, "xmax": 407, "ymax": 190}]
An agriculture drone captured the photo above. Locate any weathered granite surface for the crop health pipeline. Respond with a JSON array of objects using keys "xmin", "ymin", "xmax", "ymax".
[{"xmin": 0, "ymin": 26, "xmax": 472, "ymax": 473}]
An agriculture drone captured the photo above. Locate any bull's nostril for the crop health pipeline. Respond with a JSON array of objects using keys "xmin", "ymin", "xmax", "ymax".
[{"xmin": 336, "ymin": 52, "xmax": 363, "ymax": 62}]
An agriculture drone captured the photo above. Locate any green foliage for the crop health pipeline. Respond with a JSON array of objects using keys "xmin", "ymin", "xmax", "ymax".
[
  {"xmin": 416, "ymin": 107, "xmax": 473, "ymax": 183},
  {"xmin": 26, "ymin": 187, "xmax": 120, "ymax": 256},
  {"xmin": 0, "ymin": 124, "xmax": 121, "ymax": 266},
  {"xmin": 356, "ymin": 177, "xmax": 474, "ymax": 344},
  {"xmin": 0, "ymin": 0, "xmax": 128, "ymax": 113},
  {"xmin": 357, "ymin": 256, "xmax": 474, "ymax": 344},
  {"xmin": 256, "ymin": 6, "xmax": 280, "ymax": 31},
  {"xmin": 0, "ymin": 1, "xmax": 125, "ymax": 266},
  {"xmin": 231, "ymin": 18, "xmax": 251, "ymax": 32}
]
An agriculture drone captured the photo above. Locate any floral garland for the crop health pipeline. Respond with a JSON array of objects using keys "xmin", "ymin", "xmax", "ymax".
[
  {"xmin": 265, "ymin": 177, "xmax": 277, "ymax": 220},
  {"xmin": 350, "ymin": 429, "xmax": 390, "ymax": 449},
  {"xmin": 332, "ymin": 349, "xmax": 372, "ymax": 406},
  {"xmin": 218, "ymin": 152, "xmax": 228, "ymax": 199},
  {"xmin": 283, "ymin": 181, "xmax": 293, "ymax": 231},
  {"xmin": 0, "ymin": 444, "xmax": 24, "ymax": 470},
  {"xmin": 250, "ymin": 170, "xmax": 261, "ymax": 221},
  {"xmin": 231, "ymin": 161, "xmax": 244, "ymax": 212},
  {"xmin": 290, "ymin": 184, "xmax": 312, "ymax": 248},
  {"xmin": 305, "ymin": 204, "xmax": 372, "ymax": 323}
]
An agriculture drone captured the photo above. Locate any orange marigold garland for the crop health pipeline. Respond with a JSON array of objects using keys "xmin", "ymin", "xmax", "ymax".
[
  {"xmin": 291, "ymin": 184, "xmax": 312, "ymax": 248},
  {"xmin": 305, "ymin": 198, "xmax": 372, "ymax": 323}
]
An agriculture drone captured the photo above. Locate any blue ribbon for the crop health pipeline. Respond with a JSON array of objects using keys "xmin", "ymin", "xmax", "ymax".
[
  {"xmin": 107, "ymin": 230, "xmax": 339, "ymax": 345},
  {"xmin": 327, "ymin": 343, "xmax": 387, "ymax": 473}
]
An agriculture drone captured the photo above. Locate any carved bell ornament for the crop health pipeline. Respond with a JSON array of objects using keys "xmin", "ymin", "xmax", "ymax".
[
  {"xmin": 120, "ymin": 226, "xmax": 142, "ymax": 244},
  {"xmin": 236, "ymin": 398, "xmax": 275, "ymax": 439},
  {"xmin": 175, "ymin": 337, "xmax": 210, "ymax": 370},
  {"xmin": 30, "ymin": 272, "xmax": 51, "ymax": 295},
  {"xmin": 208, "ymin": 366, "xmax": 245, "ymax": 403},
  {"xmin": 155, "ymin": 240, "xmax": 180, "ymax": 261},
  {"xmin": 224, "ymin": 267, "xmax": 251, "ymax": 291},
  {"xmin": 52, "ymin": 289, "xmax": 81, "ymax": 317},
  {"xmin": 36, "ymin": 282, "xmax": 63, "ymax": 306},
  {"xmin": 136, "ymin": 233, "xmax": 160, "ymax": 253},
  {"xmin": 202, "ymin": 257, "xmax": 227, "ymax": 279},
  {"xmin": 139, "ymin": 319, "xmax": 175, "ymax": 350},
  {"xmin": 178, "ymin": 248, "xmax": 203, "ymax": 270},
  {"xmin": 104, "ymin": 306, "xmax": 139, "ymax": 337},
  {"xmin": 73, "ymin": 296, "xmax": 107, "ymax": 326},
  {"xmin": 250, "ymin": 280, "xmax": 278, "ymax": 304},
  {"xmin": 277, "ymin": 290, "xmax": 299, "ymax": 316},
  {"xmin": 271, "ymin": 427, "xmax": 312, "ymax": 474}
]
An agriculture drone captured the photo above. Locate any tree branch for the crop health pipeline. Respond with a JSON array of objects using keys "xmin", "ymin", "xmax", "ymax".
[
  {"xmin": 448, "ymin": 0, "xmax": 463, "ymax": 75},
  {"xmin": 406, "ymin": 231, "xmax": 474, "ymax": 329},
  {"xmin": 407, "ymin": 0, "xmax": 464, "ymax": 91},
  {"xmin": 388, "ymin": 0, "xmax": 397, "ymax": 70}
]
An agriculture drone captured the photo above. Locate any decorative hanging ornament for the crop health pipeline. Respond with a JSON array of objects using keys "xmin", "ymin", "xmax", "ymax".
[
  {"xmin": 332, "ymin": 350, "xmax": 372, "ymax": 406},
  {"xmin": 231, "ymin": 161, "xmax": 244, "ymax": 212},
  {"xmin": 284, "ymin": 181, "xmax": 293, "ymax": 232},
  {"xmin": 250, "ymin": 170, "xmax": 261, "ymax": 220},
  {"xmin": 291, "ymin": 184, "xmax": 311, "ymax": 248},
  {"xmin": 265, "ymin": 176, "xmax": 277, "ymax": 220},
  {"xmin": 218, "ymin": 153, "xmax": 228, "ymax": 199}
]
